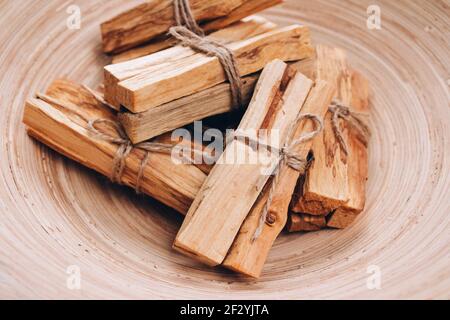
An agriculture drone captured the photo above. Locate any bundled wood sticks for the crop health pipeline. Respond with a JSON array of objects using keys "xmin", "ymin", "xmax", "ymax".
[
  {"xmin": 288, "ymin": 45, "xmax": 371, "ymax": 231},
  {"xmin": 101, "ymin": 0, "xmax": 283, "ymax": 54},
  {"xmin": 22, "ymin": 0, "xmax": 371, "ymax": 278}
]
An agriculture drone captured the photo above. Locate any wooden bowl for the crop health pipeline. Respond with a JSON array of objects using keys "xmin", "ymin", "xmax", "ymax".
[{"xmin": 1, "ymin": 0, "xmax": 448, "ymax": 299}]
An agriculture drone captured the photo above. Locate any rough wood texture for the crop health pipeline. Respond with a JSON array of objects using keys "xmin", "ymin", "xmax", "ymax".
[
  {"xmin": 104, "ymin": 16, "xmax": 277, "ymax": 110},
  {"xmin": 108, "ymin": 25, "xmax": 313, "ymax": 112},
  {"xmin": 101, "ymin": 0, "xmax": 282, "ymax": 54},
  {"xmin": 101, "ymin": 0, "xmax": 244, "ymax": 53},
  {"xmin": 286, "ymin": 212, "xmax": 327, "ymax": 232},
  {"xmin": 3, "ymin": 0, "xmax": 449, "ymax": 299},
  {"xmin": 222, "ymin": 80, "xmax": 334, "ymax": 277},
  {"xmin": 291, "ymin": 45, "xmax": 351, "ymax": 215},
  {"xmin": 117, "ymin": 57, "xmax": 313, "ymax": 144},
  {"xmin": 174, "ymin": 60, "xmax": 312, "ymax": 266},
  {"xmin": 289, "ymin": 60, "xmax": 371, "ymax": 231},
  {"xmin": 327, "ymin": 71, "xmax": 370, "ymax": 228},
  {"xmin": 22, "ymin": 80, "xmax": 207, "ymax": 214},
  {"xmin": 112, "ymin": 15, "xmax": 277, "ymax": 63},
  {"xmin": 119, "ymin": 74, "xmax": 259, "ymax": 143}
]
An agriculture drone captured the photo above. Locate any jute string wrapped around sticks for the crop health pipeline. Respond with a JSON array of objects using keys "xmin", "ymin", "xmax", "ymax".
[
  {"xmin": 329, "ymin": 99, "xmax": 371, "ymax": 155},
  {"xmin": 36, "ymin": 90, "xmax": 215, "ymax": 194},
  {"xmin": 170, "ymin": 0, "xmax": 244, "ymax": 109},
  {"xmin": 242, "ymin": 113, "xmax": 324, "ymax": 241}
]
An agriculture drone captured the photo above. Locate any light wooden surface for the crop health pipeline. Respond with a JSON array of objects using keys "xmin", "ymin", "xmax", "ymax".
[{"xmin": 0, "ymin": 0, "xmax": 449, "ymax": 299}]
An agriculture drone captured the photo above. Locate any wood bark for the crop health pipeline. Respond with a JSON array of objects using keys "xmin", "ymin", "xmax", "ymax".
[{"xmin": 173, "ymin": 60, "xmax": 313, "ymax": 266}]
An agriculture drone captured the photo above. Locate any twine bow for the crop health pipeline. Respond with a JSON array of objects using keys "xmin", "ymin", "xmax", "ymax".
[
  {"xmin": 251, "ymin": 113, "xmax": 324, "ymax": 241},
  {"xmin": 329, "ymin": 99, "xmax": 371, "ymax": 155}
]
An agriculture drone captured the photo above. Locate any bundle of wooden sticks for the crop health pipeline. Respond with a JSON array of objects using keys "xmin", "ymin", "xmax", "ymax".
[{"xmin": 22, "ymin": 0, "xmax": 371, "ymax": 278}]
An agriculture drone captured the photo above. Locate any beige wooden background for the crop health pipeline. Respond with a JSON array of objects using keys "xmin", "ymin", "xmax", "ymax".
[{"xmin": 0, "ymin": 0, "xmax": 449, "ymax": 299}]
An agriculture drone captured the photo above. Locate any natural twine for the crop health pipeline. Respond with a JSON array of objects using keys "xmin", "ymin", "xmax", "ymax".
[
  {"xmin": 250, "ymin": 113, "xmax": 324, "ymax": 241},
  {"xmin": 36, "ymin": 89, "xmax": 213, "ymax": 194},
  {"xmin": 173, "ymin": 0, "xmax": 204, "ymax": 36},
  {"xmin": 169, "ymin": 0, "xmax": 244, "ymax": 109},
  {"xmin": 329, "ymin": 99, "xmax": 371, "ymax": 156}
]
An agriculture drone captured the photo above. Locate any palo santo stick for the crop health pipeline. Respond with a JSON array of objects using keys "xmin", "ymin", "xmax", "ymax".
[
  {"xmin": 291, "ymin": 45, "xmax": 351, "ymax": 216},
  {"xmin": 22, "ymin": 79, "xmax": 207, "ymax": 214},
  {"xmin": 327, "ymin": 71, "xmax": 370, "ymax": 229},
  {"xmin": 101, "ymin": 0, "xmax": 282, "ymax": 54},
  {"xmin": 286, "ymin": 212, "xmax": 327, "ymax": 232},
  {"xmin": 222, "ymin": 80, "xmax": 335, "ymax": 278},
  {"xmin": 119, "ymin": 74, "xmax": 259, "ymax": 143},
  {"xmin": 112, "ymin": 15, "xmax": 277, "ymax": 63},
  {"xmin": 104, "ymin": 16, "xmax": 278, "ymax": 109},
  {"xmin": 118, "ymin": 58, "xmax": 315, "ymax": 144},
  {"xmin": 101, "ymin": 0, "xmax": 244, "ymax": 53},
  {"xmin": 173, "ymin": 60, "xmax": 313, "ymax": 266},
  {"xmin": 110, "ymin": 25, "xmax": 314, "ymax": 113}
]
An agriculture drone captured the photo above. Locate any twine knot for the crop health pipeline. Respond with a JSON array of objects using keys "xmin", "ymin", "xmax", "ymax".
[
  {"xmin": 88, "ymin": 119, "xmax": 176, "ymax": 194},
  {"xmin": 329, "ymin": 99, "xmax": 371, "ymax": 156},
  {"xmin": 252, "ymin": 113, "xmax": 324, "ymax": 241}
]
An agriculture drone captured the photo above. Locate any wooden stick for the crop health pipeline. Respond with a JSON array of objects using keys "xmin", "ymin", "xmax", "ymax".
[
  {"xmin": 22, "ymin": 79, "xmax": 208, "ymax": 215},
  {"xmin": 288, "ymin": 47, "xmax": 371, "ymax": 231},
  {"xmin": 108, "ymin": 25, "xmax": 314, "ymax": 113},
  {"xmin": 327, "ymin": 71, "xmax": 370, "ymax": 229},
  {"xmin": 291, "ymin": 45, "xmax": 351, "ymax": 216},
  {"xmin": 101, "ymin": 0, "xmax": 282, "ymax": 54},
  {"xmin": 118, "ymin": 73, "xmax": 259, "ymax": 143},
  {"xmin": 112, "ymin": 16, "xmax": 277, "ymax": 63},
  {"xmin": 105, "ymin": 16, "xmax": 277, "ymax": 110},
  {"xmin": 286, "ymin": 212, "xmax": 327, "ymax": 232},
  {"xmin": 222, "ymin": 80, "xmax": 335, "ymax": 278},
  {"xmin": 173, "ymin": 60, "xmax": 313, "ymax": 266},
  {"xmin": 118, "ymin": 57, "xmax": 316, "ymax": 144}
]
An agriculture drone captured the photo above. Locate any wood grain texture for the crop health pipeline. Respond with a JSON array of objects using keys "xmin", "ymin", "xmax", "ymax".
[
  {"xmin": 101, "ymin": 0, "xmax": 245, "ymax": 53},
  {"xmin": 1, "ymin": 0, "xmax": 449, "ymax": 299},
  {"xmin": 101, "ymin": 0, "xmax": 282, "ymax": 54},
  {"xmin": 223, "ymin": 80, "xmax": 334, "ymax": 278},
  {"xmin": 104, "ymin": 16, "xmax": 277, "ymax": 110},
  {"xmin": 112, "ymin": 15, "xmax": 278, "ymax": 63},
  {"xmin": 109, "ymin": 24, "xmax": 313, "ymax": 112},
  {"xmin": 291, "ymin": 46, "xmax": 351, "ymax": 215},
  {"xmin": 23, "ymin": 80, "xmax": 207, "ymax": 215},
  {"xmin": 174, "ymin": 60, "xmax": 311, "ymax": 266}
]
